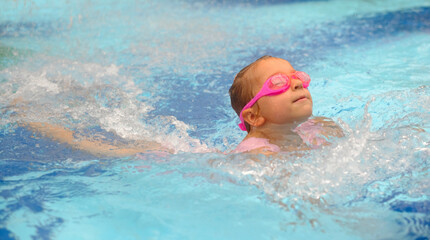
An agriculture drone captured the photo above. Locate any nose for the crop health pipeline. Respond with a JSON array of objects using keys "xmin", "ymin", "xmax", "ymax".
[{"xmin": 290, "ymin": 78, "xmax": 303, "ymax": 91}]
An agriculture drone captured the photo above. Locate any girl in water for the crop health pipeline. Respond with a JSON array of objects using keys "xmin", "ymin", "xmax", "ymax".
[
  {"xmin": 15, "ymin": 55, "xmax": 342, "ymax": 157},
  {"xmin": 229, "ymin": 55, "xmax": 343, "ymax": 154}
]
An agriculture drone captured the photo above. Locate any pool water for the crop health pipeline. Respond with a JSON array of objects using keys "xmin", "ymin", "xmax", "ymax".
[{"xmin": 1, "ymin": 0, "xmax": 429, "ymax": 239}]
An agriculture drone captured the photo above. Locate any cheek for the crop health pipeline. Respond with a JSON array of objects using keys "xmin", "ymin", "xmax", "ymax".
[
  {"xmin": 308, "ymin": 95, "xmax": 313, "ymax": 108},
  {"xmin": 258, "ymin": 95, "xmax": 292, "ymax": 117},
  {"xmin": 257, "ymin": 98, "xmax": 277, "ymax": 116},
  {"xmin": 307, "ymin": 89, "xmax": 313, "ymax": 103}
]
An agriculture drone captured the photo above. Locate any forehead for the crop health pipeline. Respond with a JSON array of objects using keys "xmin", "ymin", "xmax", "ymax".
[{"xmin": 251, "ymin": 58, "xmax": 295, "ymax": 85}]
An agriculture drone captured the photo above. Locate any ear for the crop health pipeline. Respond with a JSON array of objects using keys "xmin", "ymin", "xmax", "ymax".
[{"xmin": 242, "ymin": 108, "xmax": 266, "ymax": 129}]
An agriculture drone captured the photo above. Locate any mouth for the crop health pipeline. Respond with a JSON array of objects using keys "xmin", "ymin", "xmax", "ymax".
[{"xmin": 293, "ymin": 95, "xmax": 307, "ymax": 103}]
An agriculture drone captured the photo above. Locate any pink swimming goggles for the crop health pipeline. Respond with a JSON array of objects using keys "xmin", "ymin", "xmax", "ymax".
[{"xmin": 238, "ymin": 71, "xmax": 311, "ymax": 131}]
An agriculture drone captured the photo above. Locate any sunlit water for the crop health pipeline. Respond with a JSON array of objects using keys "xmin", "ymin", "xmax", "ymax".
[{"xmin": 1, "ymin": 0, "xmax": 430, "ymax": 239}]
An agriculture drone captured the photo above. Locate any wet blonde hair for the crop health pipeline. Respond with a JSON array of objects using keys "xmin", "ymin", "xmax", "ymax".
[{"xmin": 229, "ymin": 55, "xmax": 273, "ymax": 132}]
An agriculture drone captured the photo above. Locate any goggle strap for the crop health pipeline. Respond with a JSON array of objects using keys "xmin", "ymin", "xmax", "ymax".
[{"xmin": 238, "ymin": 122, "xmax": 247, "ymax": 131}]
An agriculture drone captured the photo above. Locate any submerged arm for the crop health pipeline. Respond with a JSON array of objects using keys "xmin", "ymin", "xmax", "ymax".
[
  {"xmin": 24, "ymin": 122, "xmax": 171, "ymax": 157},
  {"xmin": 10, "ymin": 97, "xmax": 170, "ymax": 157}
]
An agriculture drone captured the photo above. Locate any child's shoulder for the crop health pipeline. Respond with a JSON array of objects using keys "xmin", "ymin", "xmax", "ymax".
[
  {"xmin": 231, "ymin": 117, "xmax": 344, "ymax": 155},
  {"xmin": 232, "ymin": 137, "xmax": 280, "ymax": 154},
  {"xmin": 295, "ymin": 117, "xmax": 344, "ymax": 147}
]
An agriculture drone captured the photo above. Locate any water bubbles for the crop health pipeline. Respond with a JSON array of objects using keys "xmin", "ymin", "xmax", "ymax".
[
  {"xmin": 0, "ymin": 54, "xmax": 209, "ymax": 153},
  {"xmin": 210, "ymin": 87, "xmax": 429, "ymax": 213}
]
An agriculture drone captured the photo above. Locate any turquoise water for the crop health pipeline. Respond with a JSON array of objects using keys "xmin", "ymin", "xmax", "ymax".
[{"xmin": 1, "ymin": 0, "xmax": 430, "ymax": 239}]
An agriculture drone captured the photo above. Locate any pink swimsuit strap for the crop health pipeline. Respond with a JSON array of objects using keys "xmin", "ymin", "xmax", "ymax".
[{"xmin": 232, "ymin": 137, "xmax": 281, "ymax": 153}]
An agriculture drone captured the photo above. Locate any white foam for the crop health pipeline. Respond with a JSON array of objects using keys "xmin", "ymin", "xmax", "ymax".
[
  {"xmin": 0, "ymin": 55, "xmax": 209, "ymax": 153},
  {"xmin": 210, "ymin": 92, "xmax": 429, "ymax": 209}
]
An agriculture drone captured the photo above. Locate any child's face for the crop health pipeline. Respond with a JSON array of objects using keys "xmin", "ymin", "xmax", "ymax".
[{"xmin": 251, "ymin": 58, "xmax": 313, "ymax": 124}]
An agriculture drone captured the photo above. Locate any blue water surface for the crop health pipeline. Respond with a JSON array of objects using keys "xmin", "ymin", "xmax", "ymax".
[{"xmin": 1, "ymin": 0, "xmax": 430, "ymax": 239}]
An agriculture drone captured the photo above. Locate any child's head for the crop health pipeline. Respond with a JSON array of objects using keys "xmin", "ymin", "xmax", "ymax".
[{"xmin": 229, "ymin": 56, "xmax": 313, "ymax": 132}]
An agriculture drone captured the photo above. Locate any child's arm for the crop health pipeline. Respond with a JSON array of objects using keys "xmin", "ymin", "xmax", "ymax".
[
  {"xmin": 22, "ymin": 122, "xmax": 171, "ymax": 157},
  {"xmin": 10, "ymin": 97, "xmax": 171, "ymax": 157}
]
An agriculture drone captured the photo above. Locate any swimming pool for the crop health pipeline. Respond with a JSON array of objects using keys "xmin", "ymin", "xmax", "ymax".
[{"xmin": 1, "ymin": 0, "xmax": 429, "ymax": 239}]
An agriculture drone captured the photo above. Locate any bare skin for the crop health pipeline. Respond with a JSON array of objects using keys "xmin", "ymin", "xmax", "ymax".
[
  {"xmin": 240, "ymin": 57, "xmax": 343, "ymax": 154},
  {"xmin": 11, "ymin": 98, "xmax": 171, "ymax": 158},
  {"xmin": 24, "ymin": 122, "xmax": 170, "ymax": 157}
]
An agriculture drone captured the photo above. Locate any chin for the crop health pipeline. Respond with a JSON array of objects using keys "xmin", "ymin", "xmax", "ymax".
[
  {"xmin": 298, "ymin": 115, "xmax": 311, "ymax": 123},
  {"xmin": 295, "ymin": 110, "xmax": 313, "ymax": 123},
  {"xmin": 302, "ymin": 106, "xmax": 313, "ymax": 117}
]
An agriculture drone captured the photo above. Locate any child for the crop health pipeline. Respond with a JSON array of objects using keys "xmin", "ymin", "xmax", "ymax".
[
  {"xmin": 229, "ymin": 56, "xmax": 343, "ymax": 154},
  {"xmin": 12, "ymin": 56, "xmax": 342, "ymax": 157}
]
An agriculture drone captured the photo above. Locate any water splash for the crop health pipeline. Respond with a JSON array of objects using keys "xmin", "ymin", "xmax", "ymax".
[
  {"xmin": 203, "ymin": 89, "xmax": 429, "ymax": 237},
  {"xmin": 0, "ymin": 55, "xmax": 209, "ymax": 153}
]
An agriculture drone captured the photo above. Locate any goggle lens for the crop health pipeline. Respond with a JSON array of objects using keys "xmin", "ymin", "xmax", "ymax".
[
  {"xmin": 267, "ymin": 72, "xmax": 310, "ymax": 90},
  {"xmin": 294, "ymin": 71, "xmax": 311, "ymax": 88},
  {"xmin": 267, "ymin": 74, "xmax": 289, "ymax": 90}
]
